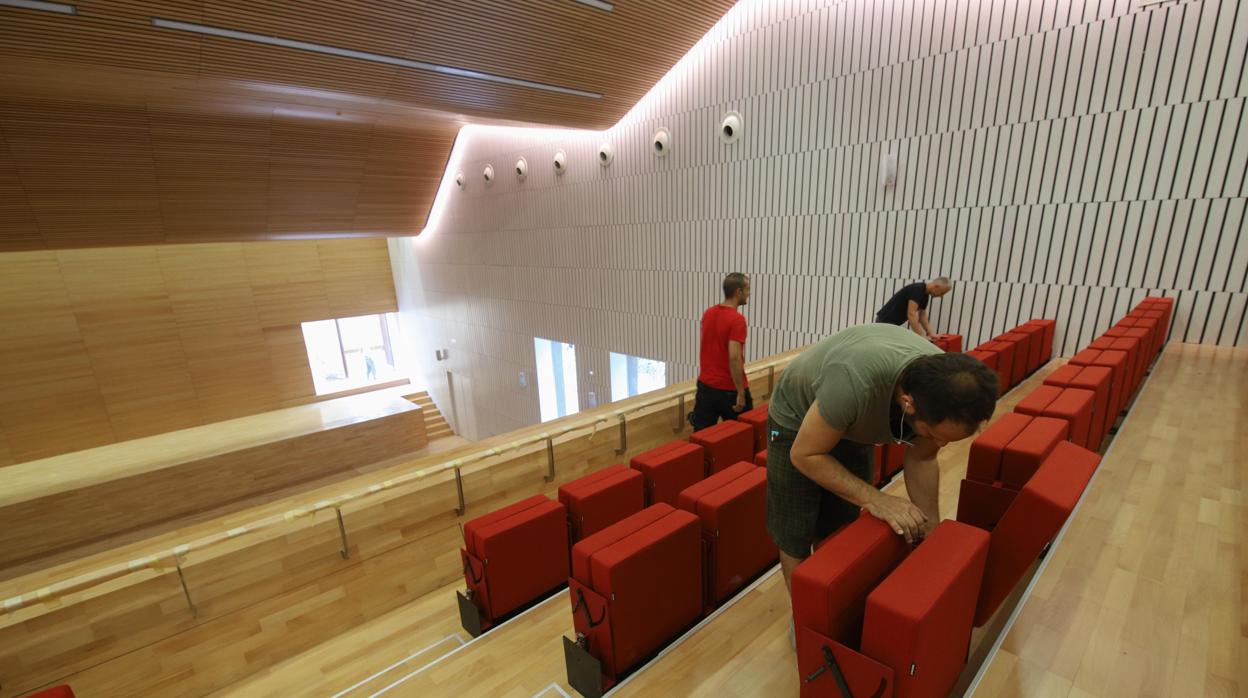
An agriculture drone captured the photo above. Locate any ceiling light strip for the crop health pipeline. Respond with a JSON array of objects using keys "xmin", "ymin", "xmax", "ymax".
[
  {"xmin": 0, "ymin": 0, "xmax": 76, "ymax": 14},
  {"xmin": 151, "ymin": 18, "xmax": 602, "ymax": 99},
  {"xmin": 572, "ymin": 0, "xmax": 614, "ymax": 10}
]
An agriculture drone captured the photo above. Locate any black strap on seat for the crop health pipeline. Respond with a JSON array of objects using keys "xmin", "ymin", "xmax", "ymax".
[
  {"xmin": 804, "ymin": 645, "xmax": 855, "ymax": 698},
  {"xmin": 570, "ymin": 587, "xmax": 606, "ymax": 628},
  {"xmin": 462, "ymin": 557, "xmax": 483, "ymax": 584}
]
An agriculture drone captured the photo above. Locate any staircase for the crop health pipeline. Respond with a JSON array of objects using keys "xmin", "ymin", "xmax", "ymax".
[{"xmin": 404, "ymin": 390, "xmax": 455, "ymax": 440}]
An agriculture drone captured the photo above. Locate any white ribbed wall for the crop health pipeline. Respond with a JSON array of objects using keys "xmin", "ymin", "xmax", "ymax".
[{"xmin": 391, "ymin": 0, "xmax": 1248, "ymax": 440}]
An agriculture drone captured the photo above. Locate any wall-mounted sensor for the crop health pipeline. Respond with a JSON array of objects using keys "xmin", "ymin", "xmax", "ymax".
[
  {"xmin": 483, "ymin": 164, "xmax": 495, "ymax": 184},
  {"xmin": 652, "ymin": 128, "xmax": 671, "ymax": 157},
  {"xmin": 553, "ymin": 150, "xmax": 567, "ymax": 174},
  {"xmin": 455, "ymin": 171, "xmax": 466, "ymax": 189},
  {"xmin": 879, "ymin": 152, "xmax": 897, "ymax": 187},
  {"xmin": 515, "ymin": 157, "xmax": 528, "ymax": 180},
  {"xmin": 598, "ymin": 142, "xmax": 614, "ymax": 167},
  {"xmin": 721, "ymin": 111, "xmax": 743, "ymax": 144}
]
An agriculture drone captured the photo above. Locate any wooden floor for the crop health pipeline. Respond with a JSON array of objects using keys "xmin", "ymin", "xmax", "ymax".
[
  {"xmin": 204, "ymin": 342, "xmax": 1244, "ymax": 698},
  {"xmin": 971, "ymin": 343, "xmax": 1247, "ymax": 698}
]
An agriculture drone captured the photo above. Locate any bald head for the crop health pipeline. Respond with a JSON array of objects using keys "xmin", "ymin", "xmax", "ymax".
[{"xmin": 927, "ymin": 277, "xmax": 953, "ymax": 297}]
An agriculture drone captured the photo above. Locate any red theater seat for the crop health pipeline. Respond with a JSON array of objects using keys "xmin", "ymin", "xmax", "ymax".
[
  {"xmin": 1045, "ymin": 364, "xmax": 1113, "ymax": 447},
  {"xmin": 737, "ymin": 404, "xmax": 769, "ymax": 453},
  {"xmin": 630, "ymin": 440, "xmax": 705, "ymax": 507},
  {"xmin": 690, "ymin": 420, "xmax": 755, "ymax": 475},
  {"xmin": 567, "ymin": 504, "xmax": 702, "ymax": 689},
  {"xmin": 754, "ymin": 449, "xmax": 767, "ymax": 468},
  {"xmin": 1070, "ymin": 349, "xmax": 1131, "ymax": 415},
  {"xmin": 994, "ymin": 331, "xmax": 1034, "ymax": 382},
  {"xmin": 956, "ymin": 479, "xmax": 1018, "ymax": 531},
  {"xmin": 974, "ymin": 441, "xmax": 1100, "ymax": 626},
  {"xmin": 873, "ymin": 443, "xmax": 907, "ymax": 486},
  {"xmin": 1015, "ymin": 386, "xmax": 1096, "ymax": 450},
  {"xmin": 966, "ymin": 412, "xmax": 1031, "ymax": 484},
  {"xmin": 862, "ymin": 521, "xmax": 990, "ymax": 698},
  {"xmin": 965, "ymin": 349, "xmax": 1004, "ymax": 396},
  {"xmin": 558, "ymin": 465, "xmax": 646, "ymax": 543},
  {"xmin": 677, "ymin": 462, "xmax": 776, "ymax": 605},
  {"xmin": 792, "ymin": 513, "xmax": 910, "ymax": 647},
  {"xmin": 461, "ymin": 495, "xmax": 570, "ymax": 633},
  {"xmin": 975, "ymin": 342, "xmax": 1016, "ymax": 393},
  {"xmin": 1022, "ymin": 319, "xmax": 1056, "ymax": 366},
  {"xmin": 27, "ymin": 688, "xmax": 76, "ymax": 698},
  {"xmin": 1013, "ymin": 322, "xmax": 1047, "ymax": 371},
  {"xmin": 931, "ymin": 333, "xmax": 962, "ymax": 352},
  {"xmin": 1000, "ymin": 416, "xmax": 1069, "ymax": 488}
]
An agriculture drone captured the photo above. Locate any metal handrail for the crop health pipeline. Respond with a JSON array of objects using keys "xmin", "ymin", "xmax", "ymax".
[{"xmin": 0, "ymin": 353, "xmax": 794, "ymax": 617}]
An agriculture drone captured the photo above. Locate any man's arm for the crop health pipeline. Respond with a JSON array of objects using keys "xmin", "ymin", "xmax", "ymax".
[
  {"xmin": 901, "ymin": 437, "xmax": 941, "ymax": 537},
  {"xmin": 919, "ymin": 309, "xmax": 936, "ymax": 339},
  {"xmin": 790, "ymin": 402, "xmax": 928, "ymax": 542},
  {"xmin": 728, "ymin": 340, "xmax": 747, "ymax": 411},
  {"xmin": 906, "ymin": 299, "xmax": 927, "ymax": 337}
]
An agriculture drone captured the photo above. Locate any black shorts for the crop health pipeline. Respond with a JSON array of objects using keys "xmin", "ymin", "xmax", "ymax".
[
  {"xmin": 688, "ymin": 381, "xmax": 753, "ymax": 432},
  {"xmin": 764, "ymin": 417, "xmax": 874, "ymax": 559}
]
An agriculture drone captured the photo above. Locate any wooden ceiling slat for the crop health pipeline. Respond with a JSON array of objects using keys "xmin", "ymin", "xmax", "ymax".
[{"xmin": 0, "ymin": 0, "xmax": 736, "ymax": 250}]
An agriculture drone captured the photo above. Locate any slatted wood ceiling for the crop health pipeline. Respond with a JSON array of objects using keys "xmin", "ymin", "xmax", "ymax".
[{"xmin": 0, "ymin": 0, "xmax": 738, "ymax": 250}]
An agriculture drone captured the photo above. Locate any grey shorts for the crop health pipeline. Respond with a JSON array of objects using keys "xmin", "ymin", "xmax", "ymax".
[{"xmin": 765, "ymin": 417, "xmax": 874, "ymax": 559}]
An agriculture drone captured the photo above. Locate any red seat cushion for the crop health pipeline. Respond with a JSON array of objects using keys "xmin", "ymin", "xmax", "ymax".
[
  {"xmin": 975, "ymin": 441, "xmax": 1100, "ymax": 626},
  {"xmin": 1071, "ymin": 349, "xmax": 1130, "ymax": 415},
  {"xmin": 677, "ymin": 463, "xmax": 776, "ymax": 603},
  {"xmin": 862, "ymin": 521, "xmax": 990, "ymax": 698},
  {"xmin": 1013, "ymin": 384, "xmax": 1062, "ymax": 416},
  {"xmin": 966, "ymin": 412, "xmax": 1032, "ymax": 484},
  {"xmin": 737, "ymin": 405, "xmax": 770, "ymax": 453},
  {"xmin": 630, "ymin": 440, "xmax": 706, "ymax": 507},
  {"xmin": 1013, "ymin": 323, "xmax": 1047, "ymax": 372},
  {"xmin": 558, "ymin": 464, "xmax": 646, "ymax": 542},
  {"xmin": 27, "ymin": 688, "xmax": 76, "ymax": 698},
  {"xmin": 956, "ymin": 479, "xmax": 1019, "ymax": 531},
  {"xmin": 569, "ymin": 504, "xmax": 702, "ymax": 678},
  {"xmin": 994, "ymin": 331, "xmax": 1034, "ymax": 383},
  {"xmin": 791, "ymin": 513, "xmax": 910, "ymax": 645},
  {"xmin": 1017, "ymin": 387, "xmax": 1095, "ymax": 450},
  {"xmin": 931, "ymin": 333, "xmax": 962, "ymax": 353},
  {"xmin": 1000, "ymin": 416, "xmax": 1069, "ymax": 488},
  {"xmin": 975, "ymin": 342, "xmax": 1015, "ymax": 393},
  {"xmin": 754, "ymin": 449, "xmax": 767, "ymax": 468},
  {"xmin": 690, "ymin": 420, "xmax": 756, "ymax": 475},
  {"xmin": 462, "ymin": 495, "xmax": 570, "ymax": 622},
  {"xmin": 1107, "ymin": 335, "xmax": 1146, "ymax": 394},
  {"xmin": 1047, "ymin": 365, "xmax": 1113, "ymax": 446},
  {"xmin": 1022, "ymin": 319, "xmax": 1056, "ymax": 365}
]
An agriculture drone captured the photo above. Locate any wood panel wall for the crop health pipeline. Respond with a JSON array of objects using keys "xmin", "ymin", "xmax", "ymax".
[
  {"xmin": 0, "ymin": 237, "xmax": 397, "ymax": 464},
  {"xmin": 0, "ymin": 360, "xmax": 787, "ymax": 698}
]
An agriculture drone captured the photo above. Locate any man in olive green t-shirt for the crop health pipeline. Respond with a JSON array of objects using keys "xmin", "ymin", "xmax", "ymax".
[{"xmin": 765, "ymin": 324, "xmax": 999, "ymax": 593}]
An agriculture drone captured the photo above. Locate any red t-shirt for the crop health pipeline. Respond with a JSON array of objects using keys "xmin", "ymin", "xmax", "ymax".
[{"xmin": 698, "ymin": 304, "xmax": 748, "ymax": 391}]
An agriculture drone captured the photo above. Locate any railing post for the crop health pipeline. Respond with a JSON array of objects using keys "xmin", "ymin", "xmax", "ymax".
[
  {"xmin": 175, "ymin": 558, "xmax": 198, "ymax": 618},
  {"xmin": 454, "ymin": 466, "xmax": 466, "ymax": 515},
  {"xmin": 544, "ymin": 437, "xmax": 556, "ymax": 482},
  {"xmin": 335, "ymin": 507, "xmax": 350, "ymax": 559},
  {"xmin": 674, "ymin": 394, "xmax": 686, "ymax": 432},
  {"xmin": 614, "ymin": 413, "xmax": 627, "ymax": 455}
]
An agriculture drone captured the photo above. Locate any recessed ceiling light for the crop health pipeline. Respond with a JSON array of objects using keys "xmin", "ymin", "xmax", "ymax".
[{"xmin": 0, "ymin": 0, "xmax": 76, "ymax": 14}]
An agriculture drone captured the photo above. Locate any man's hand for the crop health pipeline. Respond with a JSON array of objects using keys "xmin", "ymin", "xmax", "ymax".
[
  {"xmin": 733, "ymin": 391, "xmax": 747, "ymax": 412},
  {"xmin": 864, "ymin": 493, "xmax": 929, "ymax": 543}
]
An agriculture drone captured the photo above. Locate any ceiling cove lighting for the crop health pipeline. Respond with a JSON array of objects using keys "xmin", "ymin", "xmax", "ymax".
[
  {"xmin": 0, "ymin": 0, "xmax": 76, "ymax": 14},
  {"xmin": 572, "ymin": 0, "xmax": 614, "ymax": 10},
  {"xmin": 150, "ymin": 18, "xmax": 603, "ymax": 99}
]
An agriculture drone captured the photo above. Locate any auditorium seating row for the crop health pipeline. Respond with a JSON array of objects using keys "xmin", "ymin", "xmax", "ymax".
[
  {"xmin": 788, "ymin": 300, "xmax": 1171, "ymax": 698},
  {"xmin": 456, "ymin": 319, "xmax": 1064, "ymax": 696}
]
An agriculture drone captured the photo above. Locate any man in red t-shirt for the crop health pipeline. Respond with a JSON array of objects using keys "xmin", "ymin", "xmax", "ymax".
[{"xmin": 690, "ymin": 272, "xmax": 752, "ymax": 431}]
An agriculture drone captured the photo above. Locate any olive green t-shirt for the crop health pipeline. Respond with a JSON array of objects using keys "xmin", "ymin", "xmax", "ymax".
[{"xmin": 769, "ymin": 324, "xmax": 942, "ymax": 444}]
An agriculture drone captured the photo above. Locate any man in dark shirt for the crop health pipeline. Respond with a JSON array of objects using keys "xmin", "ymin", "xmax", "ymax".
[
  {"xmin": 689, "ymin": 272, "xmax": 752, "ymax": 431},
  {"xmin": 875, "ymin": 277, "xmax": 952, "ymax": 340}
]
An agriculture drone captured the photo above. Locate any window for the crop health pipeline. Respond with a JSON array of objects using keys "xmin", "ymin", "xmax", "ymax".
[
  {"xmin": 302, "ymin": 313, "xmax": 404, "ymax": 395},
  {"xmin": 610, "ymin": 352, "xmax": 667, "ymax": 402},
  {"xmin": 534, "ymin": 337, "xmax": 580, "ymax": 422}
]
